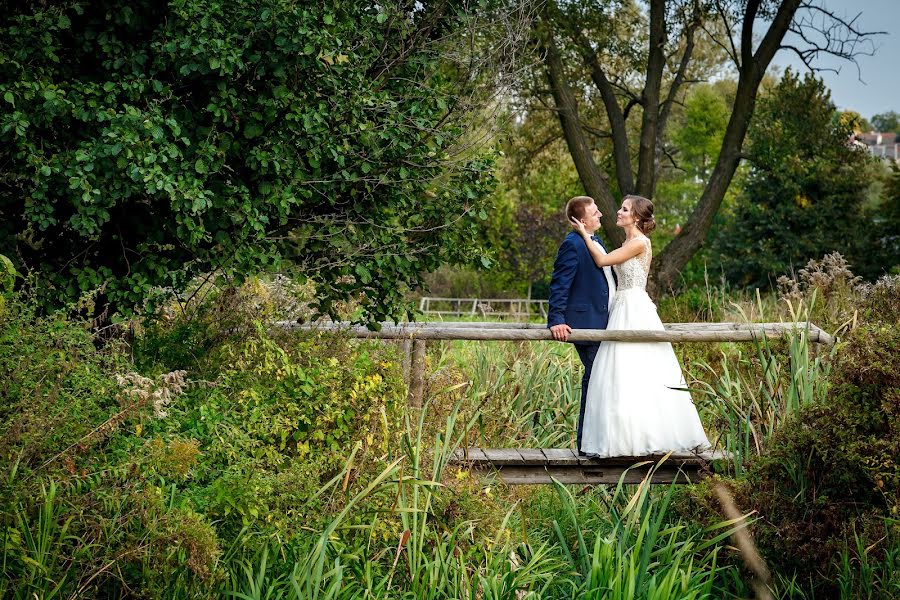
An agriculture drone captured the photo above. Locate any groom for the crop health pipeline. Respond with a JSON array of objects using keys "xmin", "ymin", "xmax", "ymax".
[{"xmin": 547, "ymin": 196, "xmax": 616, "ymax": 455}]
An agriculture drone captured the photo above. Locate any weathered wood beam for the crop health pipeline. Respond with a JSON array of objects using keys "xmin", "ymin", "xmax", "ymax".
[
  {"xmin": 450, "ymin": 447, "xmax": 729, "ymax": 485},
  {"xmin": 409, "ymin": 339, "xmax": 427, "ymax": 408},
  {"xmin": 277, "ymin": 321, "xmax": 833, "ymax": 345}
]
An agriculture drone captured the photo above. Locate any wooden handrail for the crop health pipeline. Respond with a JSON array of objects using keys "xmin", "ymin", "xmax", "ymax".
[
  {"xmin": 276, "ymin": 320, "xmax": 834, "ymax": 346},
  {"xmin": 276, "ymin": 319, "xmax": 833, "ymax": 415}
]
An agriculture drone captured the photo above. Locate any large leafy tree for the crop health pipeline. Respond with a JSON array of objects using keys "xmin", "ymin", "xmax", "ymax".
[
  {"xmin": 855, "ymin": 162, "xmax": 900, "ymax": 279},
  {"xmin": 531, "ymin": 0, "xmax": 879, "ymax": 293},
  {"xmin": 712, "ymin": 70, "xmax": 871, "ymax": 286},
  {"xmin": 0, "ymin": 0, "xmax": 504, "ymax": 321},
  {"xmin": 871, "ymin": 111, "xmax": 900, "ymax": 133}
]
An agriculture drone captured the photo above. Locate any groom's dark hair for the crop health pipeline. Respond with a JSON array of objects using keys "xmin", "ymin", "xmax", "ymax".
[{"xmin": 565, "ymin": 196, "xmax": 594, "ymax": 222}]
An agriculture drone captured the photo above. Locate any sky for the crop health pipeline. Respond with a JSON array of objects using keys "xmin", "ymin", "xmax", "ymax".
[{"xmin": 769, "ymin": 0, "xmax": 900, "ymax": 120}]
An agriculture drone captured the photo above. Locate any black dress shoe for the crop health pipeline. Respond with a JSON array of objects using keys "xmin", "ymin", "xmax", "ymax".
[{"xmin": 577, "ymin": 450, "xmax": 588, "ymax": 457}]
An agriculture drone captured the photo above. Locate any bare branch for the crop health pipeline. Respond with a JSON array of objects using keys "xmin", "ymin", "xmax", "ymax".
[
  {"xmin": 782, "ymin": 2, "xmax": 885, "ymax": 80},
  {"xmin": 709, "ymin": 0, "xmax": 740, "ymax": 68}
]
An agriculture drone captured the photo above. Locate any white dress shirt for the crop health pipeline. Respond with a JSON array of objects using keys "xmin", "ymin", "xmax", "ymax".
[{"xmin": 592, "ymin": 239, "xmax": 617, "ymax": 313}]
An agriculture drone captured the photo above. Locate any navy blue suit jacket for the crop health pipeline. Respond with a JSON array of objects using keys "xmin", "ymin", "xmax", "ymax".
[{"xmin": 547, "ymin": 232, "xmax": 611, "ymax": 335}]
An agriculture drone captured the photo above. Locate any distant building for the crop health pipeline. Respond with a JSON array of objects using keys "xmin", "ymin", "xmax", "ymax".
[{"xmin": 854, "ymin": 131, "xmax": 899, "ymax": 162}]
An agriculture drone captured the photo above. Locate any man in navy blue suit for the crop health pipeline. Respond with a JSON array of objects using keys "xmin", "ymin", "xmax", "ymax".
[{"xmin": 547, "ymin": 196, "xmax": 616, "ymax": 455}]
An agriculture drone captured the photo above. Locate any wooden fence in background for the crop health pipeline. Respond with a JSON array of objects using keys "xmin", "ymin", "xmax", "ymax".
[{"xmin": 418, "ymin": 297, "xmax": 549, "ymax": 319}]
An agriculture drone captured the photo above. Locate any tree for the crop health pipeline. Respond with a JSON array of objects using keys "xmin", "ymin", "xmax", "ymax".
[
  {"xmin": 673, "ymin": 84, "xmax": 731, "ymax": 181},
  {"xmin": 0, "ymin": 0, "xmax": 511, "ymax": 322},
  {"xmin": 499, "ymin": 203, "xmax": 568, "ymax": 299},
  {"xmin": 871, "ymin": 110, "xmax": 900, "ymax": 133},
  {"xmin": 531, "ymin": 0, "xmax": 880, "ymax": 293},
  {"xmin": 712, "ymin": 70, "xmax": 871, "ymax": 286},
  {"xmin": 855, "ymin": 162, "xmax": 900, "ymax": 278}
]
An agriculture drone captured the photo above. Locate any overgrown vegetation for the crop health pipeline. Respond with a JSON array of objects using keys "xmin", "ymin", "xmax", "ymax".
[
  {"xmin": 0, "ymin": 4, "xmax": 897, "ymax": 597},
  {"xmin": 2, "ymin": 253, "xmax": 899, "ymax": 597}
]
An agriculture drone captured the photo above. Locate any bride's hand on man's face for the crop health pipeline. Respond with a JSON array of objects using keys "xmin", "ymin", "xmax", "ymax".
[{"xmin": 569, "ymin": 216, "xmax": 587, "ymax": 236}]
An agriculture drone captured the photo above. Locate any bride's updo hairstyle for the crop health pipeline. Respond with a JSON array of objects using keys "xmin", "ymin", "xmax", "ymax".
[{"xmin": 624, "ymin": 194, "xmax": 656, "ymax": 235}]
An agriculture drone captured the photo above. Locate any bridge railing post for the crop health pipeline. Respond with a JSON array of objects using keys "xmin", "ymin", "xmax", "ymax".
[{"xmin": 409, "ymin": 339, "xmax": 427, "ymax": 409}]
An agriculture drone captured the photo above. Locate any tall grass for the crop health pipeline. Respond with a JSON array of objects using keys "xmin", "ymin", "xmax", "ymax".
[
  {"xmin": 1, "ymin": 482, "xmax": 88, "ymax": 599},
  {"xmin": 211, "ymin": 398, "xmax": 758, "ymax": 599},
  {"xmin": 690, "ymin": 298, "xmax": 838, "ymax": 476},
  {"xmin": 834, "ymin": 522, "xmax": 900, "ymax": 599},
  {"xmin": 548, "ymin": 461, "xmax": 743, "ymax": 599},
  {"xmin": 430, "ymin": 340, "xmax": 580, "ymax": 448}
]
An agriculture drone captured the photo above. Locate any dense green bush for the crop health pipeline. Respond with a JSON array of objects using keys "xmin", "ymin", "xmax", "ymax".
[
  {"xmin": 0, "ymin": 295, "xmax": 223, "ymax": 597},
  {"xmin": 737, "ymin": 296, "xmax": 900, "ymax": 594},
  {"xmin": 0, "ymin": 0, "xmax": 496, "ymax": 321},
  {"xmin": 0, "ymin": 285, "xmax": 408, "ymax": 596}
]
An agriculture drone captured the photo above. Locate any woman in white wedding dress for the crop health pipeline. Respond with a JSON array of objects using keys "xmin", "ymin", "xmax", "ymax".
[{"xmin": 570, "ymin": 195, "xmax": 711, "ymax": 457}]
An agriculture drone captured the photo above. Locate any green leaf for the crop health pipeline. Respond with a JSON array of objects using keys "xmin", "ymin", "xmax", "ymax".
[
  {"xmin": 355, "ymin": 264, "xmax": 372, "ymax": 284},
  {"xmin": 0, "ymin": 254, "xmax": 17, "ymax": 294},
  {"xmin": 3, "ymin": 91, "xmax": 14, "ymax": 105},
  {"xmin": 244, "ymin": 123, "xmax": 263, "ymax": 139}
]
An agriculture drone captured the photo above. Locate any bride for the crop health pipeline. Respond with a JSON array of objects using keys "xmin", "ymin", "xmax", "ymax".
[{"xmin": 569, "ymin": 195, "xmax": 711, "ymax": 457}]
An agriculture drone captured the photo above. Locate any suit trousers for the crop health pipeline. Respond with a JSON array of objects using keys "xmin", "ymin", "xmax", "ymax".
[{"xmin": 574, "ymin": 343, "xmax": 600, "ymax": 453}]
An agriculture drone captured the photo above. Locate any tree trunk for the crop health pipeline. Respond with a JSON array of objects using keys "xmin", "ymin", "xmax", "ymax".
[
  {"xmin": 555, "ymin": 0, "xmax": 635, "ymax": 197},
  {"xmin": 649, "ymin": 0, "xmax": 804, "ymax": 296},
  {"xmin": 541, "ymin": 22, "xmax": 625, "ymax": 247},
  {"xmin": 636, "ymin": 0, "xmax": 666, "ymax": 198}
]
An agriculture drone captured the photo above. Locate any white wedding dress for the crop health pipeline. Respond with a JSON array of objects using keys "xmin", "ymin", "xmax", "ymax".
[{"xmin": 580, "ymin": 236, "xmax": 711, "ymax": 457}]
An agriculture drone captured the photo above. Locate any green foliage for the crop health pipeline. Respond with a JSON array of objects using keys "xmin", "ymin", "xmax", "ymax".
[
  {"xmin": 673, "ymin": 84, "xmax": 730, "ymax": 181},
  {"xmin": 712, "ymin": 70, "xmax": 871, "ymax": 287},
  {"xmin": 737, "ymin": 313, "xmax": 900, "ymax": 595},
  {"xmin": 167, "ymin": 329, "xmax": 406, "ymax": 531},
  {"xmin": 0, "ymin": 0, "xmax": 497, "ymax": 321},
  {"xmin": 0, "ymin": 286, "xmax": 407, "ymax": 595},
  {"xmin": 856, "ymin": 163, "xmax": 900, "ymax": 278},
  {"xmin": 871, "ymin": 110, "xmax": 900, "ymax": 133},
  {"xmin": 0, "ymin": 297, "xmax": 127, "ymax": 484}
]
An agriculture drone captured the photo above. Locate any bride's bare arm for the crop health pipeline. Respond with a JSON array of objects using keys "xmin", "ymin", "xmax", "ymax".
[{"xmin": 569, "ymin": 217, "xmax": 646, "ymax": 267}]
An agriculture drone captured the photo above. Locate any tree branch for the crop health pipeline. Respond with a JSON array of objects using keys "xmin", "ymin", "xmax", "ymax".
[
  {"xmin": 537, "ymin": 15, "xmax": 624, "ymax": 246},
  {"xmin": 783, "ymin": 3, "xmax": 884, "ymax": 79},
  {"xmin": 551, "ymin": 0, "xmax": 635, "ymax": 195},
  {"xmin": 636, "ymin": 0, "xmax": 667, "ymax": 198},
  {"xmin": 659, "ymin": 2, "xmax": 701, "ymax": 143}
]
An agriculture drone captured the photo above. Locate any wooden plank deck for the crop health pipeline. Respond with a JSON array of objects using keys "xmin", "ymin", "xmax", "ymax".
[{"xmin": 450, "ymin": 448, "xmax": 729, "ymax": 485}]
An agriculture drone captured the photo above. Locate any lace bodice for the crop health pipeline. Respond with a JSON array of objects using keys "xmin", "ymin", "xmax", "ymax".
[{"xmin": 613, "ymin": 236, "xmax": 652, "ymax": 290}]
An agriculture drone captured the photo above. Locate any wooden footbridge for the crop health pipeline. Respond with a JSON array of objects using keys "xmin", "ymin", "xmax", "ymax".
[
  {"xmin": 451, "ymin": 448, "xmax": 729, "ymax": 485},
  {"xmin": 280, "ymin": 320, "xmax": 832, "ymax": 484}
]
